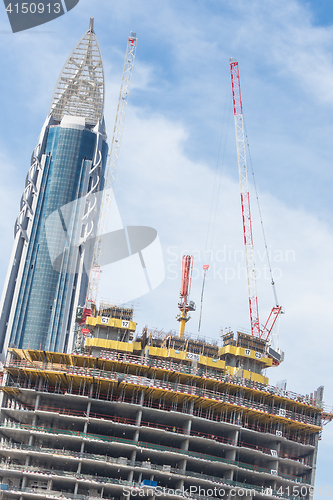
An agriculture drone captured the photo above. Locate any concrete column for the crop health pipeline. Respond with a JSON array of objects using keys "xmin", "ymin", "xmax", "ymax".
[
  {"xmin": 269, "ymin": 440, "xmax": 280, "ymax": 454},
  {"xmin": 38, "ymin": 376, "xmax": 43, "ymax": 391},
  {"xmin": 0, "ymin": 392, "xmax": 7, "ymax": 420},
  {"xmin": 83, "ymin": 401, "xmax": 91, "ymax": 434},
  {"xmin": 189, "ymin": 400, "xmax": 194, "ymax": 415},
  {"xmin": 266, "ymin": 439, "xmax": 280, "ymax": 479},
  {"xmin": 86, "ymin": 401, "xmax": 92, "ymax": 417},
  {"xmin": 310, "ymin": 434, "xmax": 320, "ymax": 486},
  {"xmin": 175, "ymin": 479, "xmax": 184, "ymax": 491},
  {"xmin": 177, "ymin": 458, "xmax": 187, "ymax": 472},
  {"xmin": 183, "ymin": 418, "xmax": 192, "ymax": 435},
  {"xmin": 140, "ymin": 390, "xmax": 145, "ymax": 405},
  {"xmin": 47, "ymin": 479, "xmax": 53, "ymax": 491},
  {"xmin": 134, "ymin": 409, "xmax": 142, "ymax": 443},
  {"xmin": 229, "ymin": 429, "xmax": 239, "ymax": 446},
  {"xmin": 225, "ymin": 429, "xmax": 238, "ymax": 482},
  {"xmin": 136, "ymin": 409, "xmax": 143, "ymax": 426},
  {"xmin": 34, "ymin": 395, "xmax": 40, "ymax": 411},
  {"xmin": 74, "ymin": 482, "xmax": 79, "ymax": 495},
  {"xmin": 226, "ymin": 449, "xmax": 236, "ymax": 462},
  {"xmin": 181, "ymin": 439, "xmax": 189, "ymax": 451},
  {"xmin": 223, "ymin": 469, "xmax": 234, "ymax": 481},
  {"xmin": 127, "ymin": 450, "xmax": 137, "ymax": 481},
  {"xmin": 77, "ymin": 462, "xmax": 82, "ymax": 474},
  {"xmin": 267, "ymin": 459, "xmax": 279, "ymax": 475},
  {"xmin": 21, "ymin": 476, "xmax": 27, "ymax": 488},
  {"xmin": 28, "ymin": 434, "xmax": 34, "ymax": 446}
]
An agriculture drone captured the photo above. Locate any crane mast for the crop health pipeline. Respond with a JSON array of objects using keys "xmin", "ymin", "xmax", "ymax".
[
  {"xmin": 230, "ymin": 59, "xmax": 282, "ymax": 342},
  {"xmin": 230, "ymin": 59, "xmax": 260, "ymax": 337},
  {"xmin": 85, "ymin": 32, "xmax": 138, "ymax": 310}
]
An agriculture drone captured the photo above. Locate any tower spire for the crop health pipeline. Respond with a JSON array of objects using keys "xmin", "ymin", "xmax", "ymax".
[
  {"xmin": 89, "ymin": 17, "xmax": 94, "ymax": 33},
  {"xmin": 49, "ymin": 21, "xmax": 104, "ymax": 125}
]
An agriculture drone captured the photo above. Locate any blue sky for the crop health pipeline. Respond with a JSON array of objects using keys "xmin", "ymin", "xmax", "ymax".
[{"xmin": 0, "ymin": 0, "xmax": 332, "ymax": 494}]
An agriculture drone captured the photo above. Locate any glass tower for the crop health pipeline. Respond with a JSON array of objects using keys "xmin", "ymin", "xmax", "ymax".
[{"xmin": 0, "ymin": 19, "xmax": 108, "ymax": 357}]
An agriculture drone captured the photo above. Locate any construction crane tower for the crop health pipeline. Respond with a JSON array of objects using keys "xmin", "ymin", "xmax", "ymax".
[
  {"xmin": 85, "ymin": 32, "xmax": 138, "ymax": 312},
  {"xmin": 229, "ymin": 59, "xmax": 282, "ymax": 343}
]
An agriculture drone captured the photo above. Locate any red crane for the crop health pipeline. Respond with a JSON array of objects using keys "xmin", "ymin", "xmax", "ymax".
[
  {"xmin": 177, "ymin": 255, "xmax": 195, "ymax": 338},
  {"xmin": 230, "ymin": 59, "xmax": 282, "ymax": 341}
]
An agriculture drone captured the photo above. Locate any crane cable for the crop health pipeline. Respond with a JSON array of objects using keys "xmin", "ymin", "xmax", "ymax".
[
  {"xmin": 198, "ymin": 265, "xmax": 209, "ymax": 333},
  {"xmin": 243, "ymin": 118, "xmax": 279, "ymax": 307},
  {"xmin": 204, "ymin": 93, "xmax": 232, "ymax": 253},
  {"xmin": 199, "ymin": 89, "xmax": 232, "ymax": 332}
]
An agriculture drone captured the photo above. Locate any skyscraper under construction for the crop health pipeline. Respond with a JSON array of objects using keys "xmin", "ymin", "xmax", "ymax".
[{"xmin": 0, "ymin": 313, "xmax": 329, "ymax": 500}]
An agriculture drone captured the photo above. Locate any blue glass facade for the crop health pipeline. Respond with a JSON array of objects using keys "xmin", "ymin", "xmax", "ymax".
[
  {"xmin": 0, "ymin": 23, "xmax": 108, "ymax": 357},
  {"xmin": 9, "ymin": 126, "xmax": 107, "ymax": 351}
]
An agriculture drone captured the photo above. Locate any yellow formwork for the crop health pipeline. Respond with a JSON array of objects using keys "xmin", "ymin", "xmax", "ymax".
[
  {"xmin": 219, "ymin": 345, "xmax": 273, "ymax": 367},
  {"xmin": 85, "ymin": 338, "xmax": 141, "ymax": 352},
  {"xmin": 220, "ymin": 366, "xmax": 269, "ymax": 385},
  {"xmin": 86, "ymin": 316, "xmax": 136, "ymax": 331},
  {"xmin": 146, "ymin": 347, "xmax": 226, "ymax": 371}
]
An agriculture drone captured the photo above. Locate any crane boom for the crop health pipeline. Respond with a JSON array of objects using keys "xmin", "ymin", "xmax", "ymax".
[
  {"xmin": 230, "ymin": 59, "xmax": 260, "ymax": 337},
  {"xmin": 85, "ymin": 32, "xmax": 138, "ymax": 308}
]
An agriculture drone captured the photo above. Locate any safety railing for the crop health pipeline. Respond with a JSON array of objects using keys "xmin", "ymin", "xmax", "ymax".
[
  {"xmin": 0, "ymin": 422, "xmax": 310, "ymax": 484},
  {"xmin": 3, "ymin": 401, "xmax": 313, "ymax": 463},
  {"xmin": 3, "ymin": 380, "xmax": 318, "ymax": 447}
]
